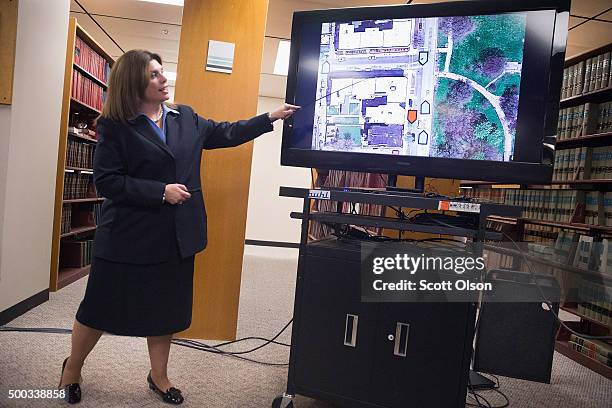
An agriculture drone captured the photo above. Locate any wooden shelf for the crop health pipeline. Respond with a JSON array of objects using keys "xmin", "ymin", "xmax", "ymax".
[
  {"xmin": 57, "ymin": 264, "xmax": 91, "ymax": 290},
  {"xmin": 521, "ymin": 218, "xmax": 612, "ymax": 233},
  {"xmin": 559, "ymin": 86, "xmax": 612, "ymax": 109},
  {"xmin": 60, "ymin": 225, "xmax": 96, "ymax": 238},
  {"xmin": 488, "ymin": 215, "xmax": 612, "ymax": 233},
  {"xmin": 70, "ymin": 97, "xmax": 101, "ymax": 114},
  {"xmin": 462, "ymin": 179, "xmax": 612, "ymax": 187},
  {"xmin": 486, "ymin": 215, "xmax": 518, "ymax": 225},
  {"xmin": 554, "ymin": 340, "xmax": 612, "ymax": 380},
  {"xmin": 560, "ymin": 306, "xmax": 611, "ymax": 330},
  {"xmin": 556, "ymin": 132, "xmax": 612, "ymax": 149},
  {"xmin": 550, "ymin": 179, "xmax": 612, "ymax": 185},
  {"xmin": 73, "ymin": 63, "xmax": 107, "ymax": 88},
  {"xmin": 483, "ymin": 243, "xmax": 612, "ymax": 282},
  {"xmin": 65, "ymin": 166, "xmax": 93, "ymax": 172},
  {"xmin": 68, "ymin": 131, "xmax": 97, "ymax": 144},
  {"xmin": 63, "ymin": 197, "xmax": 103, "ymax": 204}
]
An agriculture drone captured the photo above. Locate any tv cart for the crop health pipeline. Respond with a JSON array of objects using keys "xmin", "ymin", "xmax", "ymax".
[{"xmin": 272, "ymin": 186, "xmax": 521, "ymax": 408}]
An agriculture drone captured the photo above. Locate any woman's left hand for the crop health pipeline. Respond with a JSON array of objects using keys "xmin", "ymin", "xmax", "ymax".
[{"xmin": 269, "ymin": 103, "xmax": 300, "ymax": 121}]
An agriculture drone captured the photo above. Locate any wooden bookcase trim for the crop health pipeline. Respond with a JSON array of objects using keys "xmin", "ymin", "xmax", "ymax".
[
  {"xmin": 556, "ymin": 131, "xmax": 612, "ymax": 149},
  {"xmin": 462, "ymin": 179, "xmax": 612, "ymax": 187},
  {"xmin": 559, "ymin": 85, "xmax": 612, "ymax": 109},
  {"xmin": 60, "ymin": 225, "xmax": 96, "ymax": 238},
  {"xmin": 50, "ymin": 17, "xmax": 114, "ymax": 292},
  {"xmin": 487, "ymin": 215, "xmax": 612, "ymax": 233},
  {"xmin": 63, "ymin": 197, "xmax": 104, "ymax": 204}
]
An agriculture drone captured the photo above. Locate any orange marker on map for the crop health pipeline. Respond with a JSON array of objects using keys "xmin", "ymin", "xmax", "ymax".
[{"xmin": 407, "ymin": 110, "xmax": 417, "ymax": 124}]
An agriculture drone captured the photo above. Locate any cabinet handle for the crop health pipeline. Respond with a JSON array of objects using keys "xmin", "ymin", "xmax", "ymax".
[
  {"xmin": 344, "ymin": 314, "xmax": 358, "ymax": 347},
  {"xmin": 394, "ymin": 322, "xmax": 410, "ymax": 357}
]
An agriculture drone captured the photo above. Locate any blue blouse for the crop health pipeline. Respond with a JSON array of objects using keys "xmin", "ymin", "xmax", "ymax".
[{"xmin": 130, "ymin": 104, "xmax": 180, "ymax": 143}]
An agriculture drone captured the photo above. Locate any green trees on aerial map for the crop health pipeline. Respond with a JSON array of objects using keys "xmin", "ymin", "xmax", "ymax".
[{"xmin": 432, "ymin": 14, "xmax": 526, "ymax": 161}]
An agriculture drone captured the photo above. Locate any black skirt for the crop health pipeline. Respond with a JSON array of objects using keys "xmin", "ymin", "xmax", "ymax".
[{"xmin": 75, "ymin": 253, "xmax": 195, "ymax": 337}]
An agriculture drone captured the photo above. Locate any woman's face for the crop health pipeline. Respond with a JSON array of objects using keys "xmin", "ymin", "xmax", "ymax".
[{"xmin": 143, "ymin": 59, "xmax": 170, "ymax": 104}]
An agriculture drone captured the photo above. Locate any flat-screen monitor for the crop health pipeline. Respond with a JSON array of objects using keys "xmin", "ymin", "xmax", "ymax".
[{"xmin": 281, "ymin": 0, "xmax": 570, "ymax": 184}]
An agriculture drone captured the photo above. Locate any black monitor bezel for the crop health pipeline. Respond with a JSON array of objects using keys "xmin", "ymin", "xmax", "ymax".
[{"xmin": 281, "ymin": 0, "xmax": 570, "ymax": 184}]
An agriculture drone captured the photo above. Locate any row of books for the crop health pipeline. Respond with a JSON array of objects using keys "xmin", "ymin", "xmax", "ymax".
[
  {"xmin": 66, "ymin": 139, "xmax": 94, "ymax": 169},
  {"xmin": 310, "ymin": 170, "xmax": 387, "ymax": 239},
  {"xmin": 523, "ymin": 223, "xmax": 557, "ymax": 244},
  {"xmin": 74, "ymin": 36, "xmax": 110, "ymax": 84},
  {"xmin": 553, "ymin": 148, "xmax": 587, "ymax": 181},
  {"xmin": 591, "ymin": 146, "xmax": 612, "ymax": 180},
  {"xmin": 562, "ymin": 51, "xmax": 611, "ymax": 99},
  {"xmin": 63, "ymin": 172, "xmax": 93, "ymax": 200},
  {"xmin": 556, "ymin": 101, "xmax": 612, "ymax": 140},
  {"xmin": 71, "ymin": 70, "xmax": 106, "ymax": 111},
  {"xmin": 463, "ymin": 188, "xmax": 612, "ymax": 226},
  {"xmin": 553, "ymin": 229, "xmax": 577, "ymax": 255},
  {"xmin": 569, "ymin": 334, "xmax": 612, "ymax": 368},
  {"xmin": 61, "ymin": 204, "xmax": 72, "ymax": 235},
  {"xmin": 553, "ymin": 147, "xmax": 612, "ymax": 181},
  {"xmin": 60, "ymin": 203, "xmax": 102, "ymax": 235},
  {"xmin": 526, "ymin": 232, "xmax": 611, "ymax": 272},
  {"xmin": 60, "ymin": 238, "xmax": 94, "ymax": 268},
  {"xmin": 93, "ymin": 202, "xmax": 102, "ymax": 225},
  {"xmin": 577, "ymin": 279, "xmax": 612, "ymax": 327}
]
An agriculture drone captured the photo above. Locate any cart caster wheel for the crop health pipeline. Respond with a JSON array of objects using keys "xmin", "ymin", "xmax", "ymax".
[{"xmin": 272, "ymin": 394, "xmax": 294, "ymax": 408}]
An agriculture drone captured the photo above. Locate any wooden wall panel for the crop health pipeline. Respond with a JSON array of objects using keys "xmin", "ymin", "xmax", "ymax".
[
  {"xmin": 175, "ymin": 0, "xmax": 269, "ymax": 340},
  {"xmin": 0, "ymin": 0, "xmax": 18, "ymax": 105}
]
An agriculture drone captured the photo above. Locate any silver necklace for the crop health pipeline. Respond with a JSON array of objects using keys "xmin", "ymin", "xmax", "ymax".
[{"xmin": 153, "ymin": 105, "xmax": 163, "ymax": 122}]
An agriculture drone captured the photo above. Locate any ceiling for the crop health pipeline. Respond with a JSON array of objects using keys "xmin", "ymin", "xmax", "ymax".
[{"xmin": 69, "ymin": 0, "xmax": 612, "ymax": 99}]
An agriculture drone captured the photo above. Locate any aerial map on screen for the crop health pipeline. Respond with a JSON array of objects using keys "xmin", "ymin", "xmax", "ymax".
[{"xmin": 311, "ymin": 14, "xmax": 527, "ymax": 161}]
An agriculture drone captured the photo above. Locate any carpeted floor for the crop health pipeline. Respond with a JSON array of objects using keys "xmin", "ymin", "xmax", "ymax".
[{"xmin": 0, "ymin": 251, "xmax": 610, "ymax": 407}]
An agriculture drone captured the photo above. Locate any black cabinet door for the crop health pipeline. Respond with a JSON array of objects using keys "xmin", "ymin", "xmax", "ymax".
[
  {"xmin": 291, "ymin": 254, "xmax": 378, "ymax": 401},
  {"xmin": 370, "ymin": 302, "xmax": 475, "ymax": 408}
]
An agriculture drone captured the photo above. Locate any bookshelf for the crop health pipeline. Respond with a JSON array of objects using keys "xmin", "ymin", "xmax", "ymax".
[
  {"xmin": 465, "ymin": 42, "xmax": 612, "ymax": 379},
  {"xmin": 50, "ymin": 18, "xmax": 113, "ymax": 291}
]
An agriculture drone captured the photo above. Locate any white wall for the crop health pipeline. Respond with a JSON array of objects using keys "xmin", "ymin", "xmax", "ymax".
[
  {"xmin": 0, "ymin": 0, "xmax": 70, "ymax": 311},
  {"xmin": 245, "ymin": 96, "xmax": 311, "ymax": 257}
]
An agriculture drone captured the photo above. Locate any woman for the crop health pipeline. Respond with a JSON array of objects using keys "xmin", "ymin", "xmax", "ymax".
[{"xmin": 58, "ymin": 49, "xmax": 298, "ymax": 404}]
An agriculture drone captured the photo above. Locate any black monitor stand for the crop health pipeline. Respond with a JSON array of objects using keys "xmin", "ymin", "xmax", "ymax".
[{"xmin": 386, "ymin": 174, "xmax": 426, "ymax": 194}]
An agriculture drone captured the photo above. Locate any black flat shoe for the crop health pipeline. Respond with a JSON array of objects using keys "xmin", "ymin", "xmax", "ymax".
[
  {"xmin": 147, "ymin": 371, "xmax": 184, "ymax": 405},
  {"xmin": 59, "ymin": 357, "xmax": 82, "ymax": 404}
]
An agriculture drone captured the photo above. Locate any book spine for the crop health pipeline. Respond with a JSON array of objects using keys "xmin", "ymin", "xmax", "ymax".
[
  {"xmin": 576, "ymin": 60, "xmax": 585, "ymax": 95},
  {"xmin": 602, "ymin": 52, "xmax": 611, "ymax": 89},
  {"xmin": 588, "ymin": 57, "xmax": 597, "ymax": 92},
  {"xmin": 583, "ymin": 57, "xmax": 593, "ymax": 94},
  {"xmin": 595, "ymin": 53, "xmax": 604, "ymax": 90},
  {"xmin": 567, "ymin": 65, "xmax": 576, "ymax": 98},
  {"xmin": 562, "ymin": 66, "xmax": 569, "ymax": 99}
]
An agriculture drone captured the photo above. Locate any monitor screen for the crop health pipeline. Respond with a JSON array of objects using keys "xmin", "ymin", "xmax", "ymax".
[{"xmin": 281, "ymin": 0, "xmax": 570, "ymax": 184}]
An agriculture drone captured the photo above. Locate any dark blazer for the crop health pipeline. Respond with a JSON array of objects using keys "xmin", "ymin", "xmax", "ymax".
[{"xmin": 92, "ymin": 104, "xmax": 274, "ymax": 264}]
